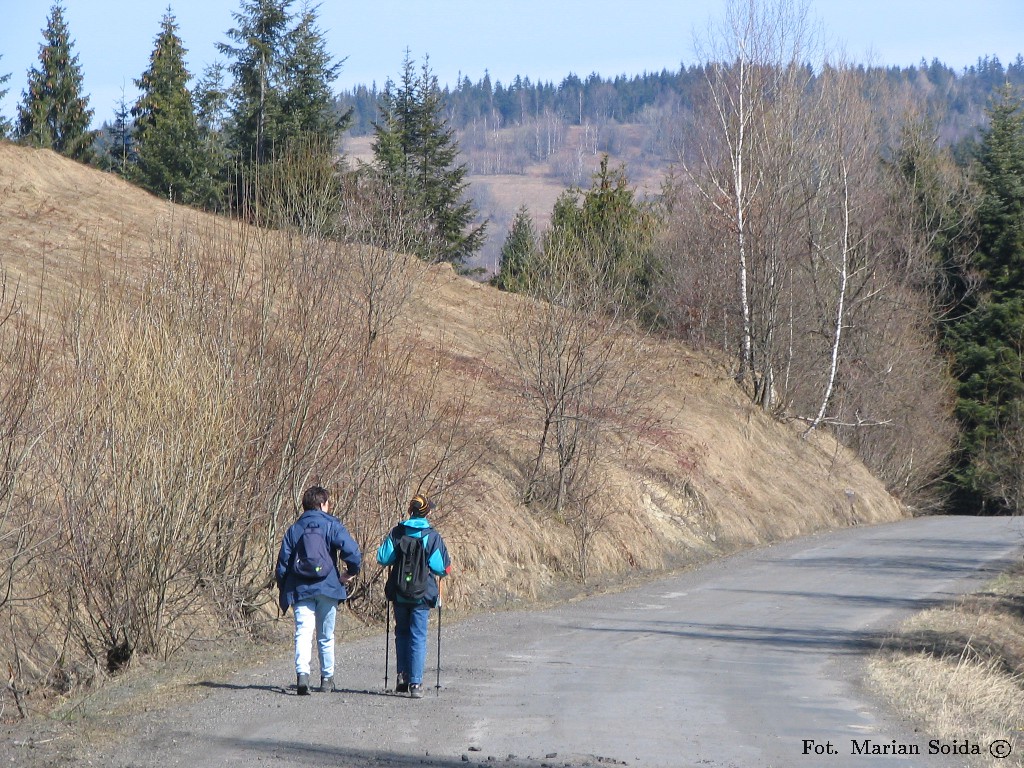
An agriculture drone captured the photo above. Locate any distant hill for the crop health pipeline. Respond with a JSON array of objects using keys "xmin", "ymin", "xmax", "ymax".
[{"xmin": 340, "ymin": 55, "xmax": 1024, "ymax": 273}]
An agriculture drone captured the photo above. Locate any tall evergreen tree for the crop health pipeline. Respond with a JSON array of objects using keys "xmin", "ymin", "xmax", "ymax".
[
  {"xmin": 975, "ymin": 87, "xmax": 1024, "ymax": 292},
  {"xmin": 132, "ymin": 9, "xmax": 208, "ymax": 204},
  {"xmin": 278, "ymin": 7, "xmax": 351, "ymax": 140},
  {"xmin": 217, "ymin": 0, "xmax": 347, "ymax": 212},
  {"xmin": 0, "ymin": 56, "xmax": 11, "ymax": 137},
  {"xmin": 194, "ymin": 62, "xmax": 231, "ymax": 209},
  {"xmin": 97, "ymin": 92, "xmax": 137, "ymax": 176},
  {"xmin": 544, "ymin": 155, "xmax": 657, "ymax": 317},
  {"xmin": 946, "ymin": 86, "xmax": 1024, "ymax": 513},
  {"xmin": 372, "ymin": 52, "xmax": 485, "ymax": 268},
  {"xmin": 494, "ymin": 205, "xmax": 539, "ymax": 291},
  {"xmin": 16, "ymin": 3, "xmax": 94, "ymax": 161},
  {"xmin": 218, "ymin": 0, "xmax": 293, "ymax": 166}
]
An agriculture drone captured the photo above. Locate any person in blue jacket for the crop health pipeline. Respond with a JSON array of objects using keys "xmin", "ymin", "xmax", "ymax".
[
  {"xmin": 377, "ymin": 494, "xmax": 451, "ymax": 698},
  {"xmin": 276, "ymin": 486, "xmax": 361, "ymax": 695}
]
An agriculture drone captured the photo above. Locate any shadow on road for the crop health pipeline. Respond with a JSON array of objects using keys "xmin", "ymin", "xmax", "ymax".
[
  {"xmin": 574, "ymin": 613, "xmax": 1015, "ymax": 668},
  {"xmin": 781, "ymin": 553, "xmax": 1004, "ymax": 577},
  {"xmin": 194, "ymin": 681, "xmax": 395, "ymax": 699},
  {"xmin": 870, "ymin": 538, "xmax": 1022, "ymax": 552},
  {"xmin": 195, "ymin": 681, "xmax": 285, "ymax": 694},
  {"xmin": 576, "ymin": 618, "xmax": 890, "ymax": 654},
  {"xmin": 711, "ymin": 587, "xmax": 947, "ymax": 611},
  {"xmin": 189, "ymin": 734, "xmax": 625, "ymax": 767}
]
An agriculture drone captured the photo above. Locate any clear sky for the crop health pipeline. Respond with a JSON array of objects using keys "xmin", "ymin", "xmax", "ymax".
[{"xmin": 1, "ymin": 0, "xmax": 1022, "ymax": 128}]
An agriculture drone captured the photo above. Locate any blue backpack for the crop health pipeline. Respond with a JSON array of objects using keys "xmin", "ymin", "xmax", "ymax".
[{"xmin": 292, "ymin": 521, "xmax": 334, "ymax": 580}]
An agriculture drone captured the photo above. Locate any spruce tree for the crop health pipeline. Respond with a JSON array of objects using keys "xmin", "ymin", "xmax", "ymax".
[
  {"xmin": 946, "ymin": 86, "xmax": 1024, "ymax": 513},
  {"xmin": 97, "ymin": 92, "xmax": 136, "ymax": 176},
  {"xmin": 975, "ymin": 87, "xmax": 1024, "ymax": 292},
  {"xmin": 543, "ymin": 155, "xmax": 657, "ymax": 317},
  {"xmin": 0, "ymin": 56, "xmax": 11, "ymax": 137},
  {"xmin": 217, "ymin": 0, "xmax": 347, "ymax": 211},
  {"xmin": 16, "ymin": 3, "xmax": 94, "ymax": 161},
  {"xmin": 219, "ymin": 0, "xmax": 293, "ymax": 166},
  {"xmin": 372, "ymin": 52, "xmax": 486, "ymax": 268},
  {"xmin": 132, "ymin": 9, "xmax": 208, "ymax": 204},
  {"xmin": 494, "ymin": 206, "xmax": 539, "ymax": 291},
  {"xmin": 194, "ymin": 62, "xmax": 231, "ymax": 209},
  {"xmin": 278, "ymin": 7, "xmax": 351, "ymax": 140}
]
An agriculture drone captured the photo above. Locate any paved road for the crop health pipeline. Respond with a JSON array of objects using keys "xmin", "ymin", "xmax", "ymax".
[{"xmin": 102, "ymin": 515, "xmax": 1024, "ymax": 768}]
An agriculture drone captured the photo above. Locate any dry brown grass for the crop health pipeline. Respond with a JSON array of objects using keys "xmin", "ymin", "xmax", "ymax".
[
  {"xmin": 0, "ymin": 142, "xmax": 907, "ymax": 720},
  {"xmin": 868, "ymin": 564, "xmax": 1024, "ymax": 768}
]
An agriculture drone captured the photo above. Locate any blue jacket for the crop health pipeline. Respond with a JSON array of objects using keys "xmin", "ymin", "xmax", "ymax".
[
  {"xmin": 276, "ymin": 509, "xmax": 362, "ymax": 612},
  {"xmin": 376, "ymin": 517, "xmax": 451, "ymax": 608}
]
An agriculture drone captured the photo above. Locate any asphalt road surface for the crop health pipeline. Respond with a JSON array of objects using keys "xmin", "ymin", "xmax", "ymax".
[{"xmin": 98, "ymin": 515, "xmax": 1024, "ymax": 768}]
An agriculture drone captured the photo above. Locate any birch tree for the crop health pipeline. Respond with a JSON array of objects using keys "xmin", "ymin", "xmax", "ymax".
[
  {"xmin": 686, "ymin": 0, "xmax": 819, "ymax": 409},
  {"xmin": 662, "ymin": 0, "xmax": 960, "ymax": 507}
]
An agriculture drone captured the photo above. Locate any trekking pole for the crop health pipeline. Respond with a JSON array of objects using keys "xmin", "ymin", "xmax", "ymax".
[
  {"xmin": 384, "ymin": 600, "xmax": 391, "ymax": 691},
  {"xmin": 435, "ymin": 579, "xmax": 443, "ymax": 695}
]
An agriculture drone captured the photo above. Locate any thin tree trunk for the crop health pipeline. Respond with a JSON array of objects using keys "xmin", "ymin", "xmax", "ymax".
[{"xmin": 805, "ymin": 155, "xmax": 851, "ymax": 435}]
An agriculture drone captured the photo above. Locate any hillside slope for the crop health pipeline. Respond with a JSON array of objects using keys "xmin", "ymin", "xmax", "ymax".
[{"xmin": 0, "ymin": 142, "xmax": 905, "ymax": 610}]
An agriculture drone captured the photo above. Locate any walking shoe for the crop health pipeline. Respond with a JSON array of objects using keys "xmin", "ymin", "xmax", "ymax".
[
  {"xmin": 319, "ymin": 676, "xmax": 335, "ymax": 693},
  {"xmin": 296, "ymin": 673, "xmax": 310, "ymax": 695},
  {"xmin": 395, "ymin": 673, "xmax": 408, "ymax": 694},
  {"xmin": 409, "ymin": 683, "xmax": 423, "ymax": 699}
]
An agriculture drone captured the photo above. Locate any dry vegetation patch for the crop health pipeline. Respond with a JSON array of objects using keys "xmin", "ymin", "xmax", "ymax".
[
  {"xmin": 1, "ymin": 144, "xmax": 907, "ymax": 723},
  {"xmin": 868, "ymin": 563, "xmax": 1024, "ymax": 767}
]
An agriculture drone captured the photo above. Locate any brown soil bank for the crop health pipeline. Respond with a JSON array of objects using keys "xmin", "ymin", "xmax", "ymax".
[
  {"xmin": 0, "ymin": 142, "xmax": 905, "ymax": 707},
  {"xmin": 0, "ymin": 140, "xmax": 904, "ymax": 597}
]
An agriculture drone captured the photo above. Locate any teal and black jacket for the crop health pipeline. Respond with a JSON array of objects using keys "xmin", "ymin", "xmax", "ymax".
[{"xmin": 376, "ymin": 516, "xmax": 451, "ymax": 607}]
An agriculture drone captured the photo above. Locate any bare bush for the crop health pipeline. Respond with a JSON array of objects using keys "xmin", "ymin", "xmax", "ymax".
[
  {"xmin": 335, "ymin": 174, "xmax": 432, "ymax": 350},
  {"xmin": 0, "ymin": 269, "xmax": 46, "ymax": 717},
  {"xmin": 500, "ymin": 241, "xmax": 654, "ymax": 581},
  {"xmin": 0, "ymin": 156, "xmax": 481, "ymax": 700},
  {"xmin": 260, "ymin": 134, "xmax": 344, "ymax": 238}
]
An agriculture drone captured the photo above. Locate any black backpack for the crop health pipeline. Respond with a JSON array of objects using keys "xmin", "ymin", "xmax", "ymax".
[
  {"xmin": 385, "ymin": 531, "xmax": 431, "ymax": 602},
  {"xmin": 291, "ymin": 521, "xmax": 334, "ymax": 580}
]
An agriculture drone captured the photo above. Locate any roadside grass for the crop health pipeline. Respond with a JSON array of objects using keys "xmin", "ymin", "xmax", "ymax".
[{"xmin": 868, "ymin": 562, "xmax": 1024, "ymax": 768}]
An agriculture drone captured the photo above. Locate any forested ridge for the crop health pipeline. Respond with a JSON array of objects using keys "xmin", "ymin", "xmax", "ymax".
[{"xmin": 343, "ymin": 54, "xmax": 1024, "ymax": 143}]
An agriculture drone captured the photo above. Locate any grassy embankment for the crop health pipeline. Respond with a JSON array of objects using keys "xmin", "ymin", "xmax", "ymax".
[{"xmin": 869, "ymin": 562, "xmax": 1024, "ymax": 768}]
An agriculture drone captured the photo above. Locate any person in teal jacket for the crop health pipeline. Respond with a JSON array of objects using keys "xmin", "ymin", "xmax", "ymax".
[{"xmin": 377, "ymin": 494, "xmax": 451, "ymax": 698}]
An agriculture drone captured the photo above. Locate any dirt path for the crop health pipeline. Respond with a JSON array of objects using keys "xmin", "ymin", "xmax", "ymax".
[{"xmin": 11, "ymin": 515, "xmax": 1024, "ymax": 768}]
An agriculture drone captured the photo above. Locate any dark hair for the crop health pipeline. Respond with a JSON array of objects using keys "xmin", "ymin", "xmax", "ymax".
[
  {"xmin": 301, "ymin": 486, "xmax": 329, "ymax": 511},
  {"xmin": 408, "ymin": 494, "xmax": 435, "ymax": 517}
]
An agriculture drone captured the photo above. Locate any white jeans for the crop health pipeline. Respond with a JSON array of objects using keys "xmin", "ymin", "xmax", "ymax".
[{"xmin": 293, "ymin": 594, "xmax": 337, "ymax": 677}]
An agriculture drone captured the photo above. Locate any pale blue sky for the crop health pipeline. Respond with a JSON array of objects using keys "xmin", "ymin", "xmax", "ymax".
[{"xmin": 1, "ymin": 0, "xmax": 1022, "ymax": 128}]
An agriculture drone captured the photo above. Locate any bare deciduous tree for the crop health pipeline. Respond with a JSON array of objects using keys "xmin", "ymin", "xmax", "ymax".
[
  {"xmin": 659, "ymin": 0, "xmax": 961, "ymax": 508},
  {"xmin": 501, "ymin": 239, "xmax": 653, "ymax": 581},
  {"xmin": 686, "ymin": 0, "xmax": 820, "ymax": 409}
]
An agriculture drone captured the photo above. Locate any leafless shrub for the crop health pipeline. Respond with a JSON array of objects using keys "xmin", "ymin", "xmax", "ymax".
[
  {"xmin": 0, "ymin": 154, "xmax": 482, "ymax": 703},
  {"xmin": 0, "ymin": 268, "xmax": 46, "ymax": 717},
  {"xmin": 500, "ymin": 240, "xmax": 654, "ymax": 581},
  {"xmin": 334, "ymin": 174, "xmax": 432, "ymax": 350},
  {"xmin": 259, "ymin": 134, "xmax": 343, "ymax": 238}
]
